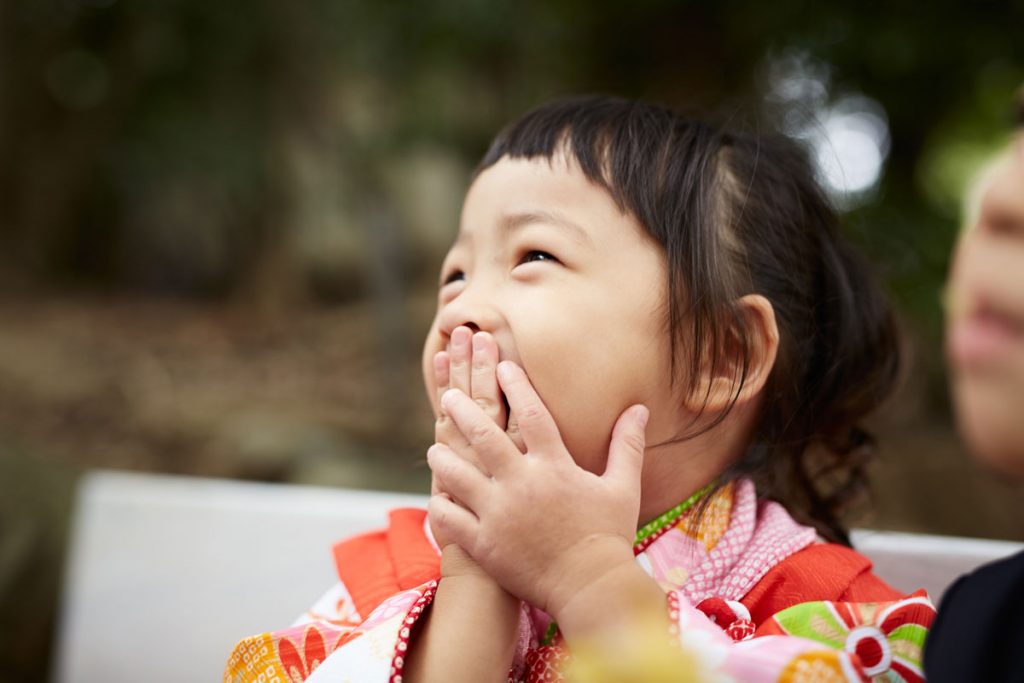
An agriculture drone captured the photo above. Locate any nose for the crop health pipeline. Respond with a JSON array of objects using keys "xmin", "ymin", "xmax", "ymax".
[{"xmin": 436, "ymin": 284, "xmax": 501, "ymax": 338}]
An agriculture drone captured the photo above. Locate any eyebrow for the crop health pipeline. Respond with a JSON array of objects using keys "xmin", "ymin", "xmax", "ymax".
[{"xmin": 499, "ymin": 209, "xmax": 594, "ymax": 247}]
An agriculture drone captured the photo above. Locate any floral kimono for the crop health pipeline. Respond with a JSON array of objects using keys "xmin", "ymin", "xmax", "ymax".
[{"xmin": 224, "ymin": 479, "xmax": 934, "ymax": 683}]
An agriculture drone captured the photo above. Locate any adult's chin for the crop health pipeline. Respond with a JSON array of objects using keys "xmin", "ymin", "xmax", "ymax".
[{"xmin": 953, "ymin": 373, "xmax": 1024, "ymax": 480}]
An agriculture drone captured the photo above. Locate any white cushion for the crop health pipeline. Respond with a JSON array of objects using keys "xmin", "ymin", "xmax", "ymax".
[{"xmin": 53, "ymin": 470, "xmax": 1023, "ymax": 682}]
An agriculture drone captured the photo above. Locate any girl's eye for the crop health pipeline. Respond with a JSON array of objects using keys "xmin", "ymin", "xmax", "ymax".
[
  {"xmin": 518, "ymin": 250, "xmax": 559, "ymax": 265},
  {"xmin": 442, "ymin": 270, "xmax": 465, "ymax": 286}
]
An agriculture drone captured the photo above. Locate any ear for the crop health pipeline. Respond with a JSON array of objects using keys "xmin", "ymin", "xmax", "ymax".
[{"xmin": 683, "ymin": 294, "xmax": 779, "ymax": 413}]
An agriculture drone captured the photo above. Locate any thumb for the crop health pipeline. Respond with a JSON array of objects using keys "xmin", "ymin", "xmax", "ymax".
[{"xmin": 604, "ymin": 404, "xmax": 648, "ymax": 485}]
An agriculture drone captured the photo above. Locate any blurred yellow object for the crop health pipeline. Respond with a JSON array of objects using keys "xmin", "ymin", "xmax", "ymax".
[{"xmin": 563, "ymin": 617, "xmax": 712, "ymax": 683}]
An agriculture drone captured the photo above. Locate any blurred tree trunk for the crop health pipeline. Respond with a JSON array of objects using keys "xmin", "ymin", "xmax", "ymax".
[
  {"xmin": 0, "ymin": 2, "xmax": 16, "ymax": 282},
  {"xmin": 361, "ymin": 179, "xmax": 411, "ymax": 413},
  {"xmin": 231, "ymin": 1, "xmax": 323, "ymax": 319},
  {"xmin": 0, "ymin": 5, "xmax": 141, "ymax": 289}
]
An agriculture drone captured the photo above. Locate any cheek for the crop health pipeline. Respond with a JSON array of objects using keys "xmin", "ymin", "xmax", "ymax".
[
  {"xmin": 528, "ymin": 352, "xmax": 631, "ymax": 472},
  {"xmin": 515, "ymin": 305, "xmax": 674, "ymax": 472},
  {"xmin": 422, "ymin": 320, "xmax": 443, "ymax": 417}
]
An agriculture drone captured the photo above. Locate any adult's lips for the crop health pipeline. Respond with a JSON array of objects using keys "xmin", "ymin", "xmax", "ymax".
[{"xmin": 948, "ymin": 304, "xmax": 1024, "ymax": 369}]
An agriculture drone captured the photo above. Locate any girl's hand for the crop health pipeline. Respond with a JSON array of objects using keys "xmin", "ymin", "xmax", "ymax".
[
  {"xmin": 429, "ymin": 326, "xmax": 507, "ymax": 569},
  {"xmin": 407, "ymin": 328, "xmax": 522, "ymax": 683},
  {"xmin": 432, "ymin": 325, "xmax": 507, "ymax": 460},
  {"xmin": 426, "ymin": 360, "xmax": 649, "ymax": 618}
]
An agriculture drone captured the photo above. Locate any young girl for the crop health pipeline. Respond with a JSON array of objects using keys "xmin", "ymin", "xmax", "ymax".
[{"xmin": 224, "ymin": 96, "xmax": 934, "ymax": 683}]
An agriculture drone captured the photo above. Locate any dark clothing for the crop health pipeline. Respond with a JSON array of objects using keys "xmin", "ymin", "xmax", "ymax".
[{"xmin": 925, "ymin": 550, "xmax": 1024, "ymax": 682}]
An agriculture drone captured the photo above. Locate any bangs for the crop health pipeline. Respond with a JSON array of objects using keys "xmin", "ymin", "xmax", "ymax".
[{"xmin": 476, "ymin": 95, "xmax": 718, "ymax": 224}]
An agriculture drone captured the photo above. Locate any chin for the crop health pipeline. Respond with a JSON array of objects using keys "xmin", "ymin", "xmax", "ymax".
[{"xmin": 954, "ymin": 377, "xmax": 1024, "ymax": 480}]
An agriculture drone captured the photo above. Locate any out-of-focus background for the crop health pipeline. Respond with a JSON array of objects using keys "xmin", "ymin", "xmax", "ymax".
[{"xmin": 1, "ymin": 1, "xmax": 1023, "ymax": 680}]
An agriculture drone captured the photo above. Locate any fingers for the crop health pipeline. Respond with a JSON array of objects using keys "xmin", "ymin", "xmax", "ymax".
[
  {"xmin": 435, "ymin": 349, "xmax": 475, "ymax": 455},
  {"xmin": 496, "ymin": 361, "xmax": 562, "ymax": 454},
  {"xmin": 441, "ymin": 389, "xmax": 517, "ymax": 476},
  {"xmin": 449, "ymin": 326, "xmax": 473, "ymax": 395},
  {"xmin": 603, "ymin": 405, "xmax": 648, "ymax": 487},
  {"xmin": 427, "ymin": 442, "xmax": 491, "ymax": 512},
  {"xmin": 427, "ymin": 493, "xmax": 479, "ymax": 551},
  {"xmin": 471, "ymin": 332, "xmax": 507, "ymax": 427},
  {"xmin": 434, "ymin": 330, "xmax": 485, "ymax": 486},
  {"xmin": 434, "ymin": 351, "xmax": 451, "ymax": 417}
]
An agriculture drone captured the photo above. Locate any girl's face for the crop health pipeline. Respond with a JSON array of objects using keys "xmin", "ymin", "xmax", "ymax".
[
  {"xmin": 947, "ymin": 132, "xmax": 1024, "ymax": 476},
  {"xmin": 422, "ymin": 154, "xmax": 688, "ymax": 474}
]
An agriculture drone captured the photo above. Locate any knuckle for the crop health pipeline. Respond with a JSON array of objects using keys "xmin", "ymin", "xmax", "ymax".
[
  {"xmin": 463, "ymin": 450, "xmax": 484, "ymax": 469},
  {"xmin": 428, "ymin": 498, "xmax": 446, "ymax": 523},
  {"xmin": 623, "ymin": 431, "xmax": 646, "ymax": 454},
  {"xmin": 435, "ymin": 417, "xmax": 455, "ymax": 440},
  {"xmin": 519, "ymin": 402, "xmax": 544, "ymax": 422},
  {"xmin": 505, "ymin": 419, "xmax": 525, "ymax": 450},
  {"xmin": 475, "ymin": 534, "xmax": 499, "ymax": 564},
  {"xmin": 468, "ymin": 422, "xmax": 492, "ymax": 444},
  {"xmin": 436, "ymin": 508, "xmax": 450, "ymax": 532},
  {"xmin": 436, "ymin": 460, "xmax": 460, "ymax": 485},
  {"xmin": 474, "ymin": 397, "xmax": 498, "ymax": 418}
]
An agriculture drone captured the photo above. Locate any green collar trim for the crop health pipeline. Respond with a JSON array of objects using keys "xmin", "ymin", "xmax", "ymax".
[{"xmin": 633, "ymin": 482, "xmax": 716, "ymax": 546}]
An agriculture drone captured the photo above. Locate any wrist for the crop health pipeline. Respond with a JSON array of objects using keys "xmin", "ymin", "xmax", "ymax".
[
  {"xmin": 441, "ymin": 543, "xmax": 494, "ymax": 581},
  {"xmin": 434, "ymin": 559, "xmax": 519, "ymax": 634},
  {"xmin": 542, "ymin": 533, "xmax": 635, "ymax": 616},
  {"xmin": 549, "ymin": 545, "xmax": 666, "ymax": 641},
  {"xmin": 440, "ymin": 545, "xmax": 519, "ymax": 607},
  {"xmin": 406, "ymin": 548, "xmax": 519, "ymax": 683}
]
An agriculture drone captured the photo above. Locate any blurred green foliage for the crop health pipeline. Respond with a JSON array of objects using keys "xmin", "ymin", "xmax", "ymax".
[{"xmin": 3, "ymin": 0, "xmax": 1022, "ymax": 308}]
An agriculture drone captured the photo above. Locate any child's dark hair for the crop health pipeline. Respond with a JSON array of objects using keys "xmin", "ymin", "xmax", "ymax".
[{"xmin": 477, "ymin": 95, "xmax": 901, "ymax": 545}]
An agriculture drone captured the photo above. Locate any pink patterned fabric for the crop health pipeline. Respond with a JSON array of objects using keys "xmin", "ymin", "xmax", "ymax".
[{"xmin": 637, "ymin": 479, "xmax": 818, "ymax": 604}]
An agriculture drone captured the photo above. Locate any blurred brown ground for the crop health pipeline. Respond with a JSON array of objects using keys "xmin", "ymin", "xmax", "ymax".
[{"xmin": 0, "ymin": 294, "xmax": 438, "ymax": 487}]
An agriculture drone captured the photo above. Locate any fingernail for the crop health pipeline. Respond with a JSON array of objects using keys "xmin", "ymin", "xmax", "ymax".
[
  {"xmin": 496, "ymin": 360, "xmax": 515, "ymax": 380},
  {"xmin": 441, "ymin": 389, "xmax": 459, "ymax": 409},
  {"xmin": 472, "ymin": 332, "xmax": 487, "ymax": 353},
  {"xmin": 452, "ymin": 327, "xmax": 470, "ymax": 347},
  {"xmin": 636, "ymin": 405, "xmax": 650, "ymax": 429}
]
